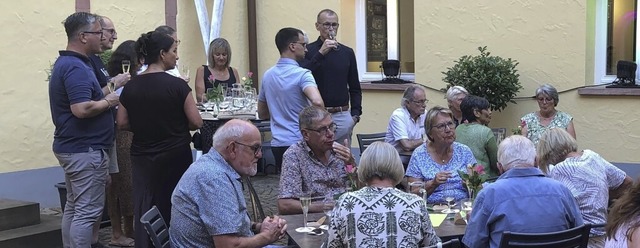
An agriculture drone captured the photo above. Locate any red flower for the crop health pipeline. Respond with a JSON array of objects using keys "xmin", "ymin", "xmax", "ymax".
[
  {"xmin": 247, "ymin": 71, "xmax": 253, "ymax": 78},
  {"xmin": 473, "ymin": 164, "xmax": 485, "ymax": 174},
  {"xmin": 208, "ymin": 74, "xmax": 215, "ymax": 83},
  {"xmin": 346, "ymin": 164, "xmax": 355, "ymax": 174}
]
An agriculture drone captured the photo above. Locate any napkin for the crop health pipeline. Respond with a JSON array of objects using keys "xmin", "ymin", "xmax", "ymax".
[{"xmin": 428, "ymin": 213, "xmax": 447, "ymax": 227}]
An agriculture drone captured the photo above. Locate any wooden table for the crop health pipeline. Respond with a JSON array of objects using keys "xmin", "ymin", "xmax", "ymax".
[{"xmin": 282, "ymin": 212, "xmax": 466, "ymax": 247}]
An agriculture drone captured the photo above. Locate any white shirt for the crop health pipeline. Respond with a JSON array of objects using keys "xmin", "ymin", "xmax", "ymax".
[{"xmin": 384, "ymin": 107, "xmax": 426, "ymax": 151}]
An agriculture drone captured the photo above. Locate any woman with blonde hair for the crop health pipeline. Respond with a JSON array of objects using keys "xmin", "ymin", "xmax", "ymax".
[
  {"xmin": 537, "ymin": 128, "xmax": 632, "ymax": 248},
  {"xmin": 195, "ymin": 37, "xmax": 240, "ymax": 102},
  {"xmin": 327, "ymin": 141, "xmax": 441, "ymax": 247}
]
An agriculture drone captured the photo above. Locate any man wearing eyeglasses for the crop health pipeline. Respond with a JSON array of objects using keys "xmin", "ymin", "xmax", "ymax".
[
  {"xmin": 170, "ymin": 119, "xmax": 287, "ymax": 247},
  {"xmin": 49, "ymin": 12, "xmax": 120, "ymax": 248},
  {"xmin": 277, "ymin": 106, "xmax": 356, "ymax": 215},
  {"xmin": 258, "ymin": 27, "xmax": 324, "ymax": 174},
  {"xmin": 301, "ymin": 9, "xmax": 362, "ymax": 147},
  {"xmin": 385, "ymin": 85, "xmax": 428, "ymax": 152}
]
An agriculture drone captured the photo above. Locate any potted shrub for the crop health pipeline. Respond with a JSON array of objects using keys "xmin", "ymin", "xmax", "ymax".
[{"xmin": 442, "ymin": 46, "xmax": 522, "ymax": 112}]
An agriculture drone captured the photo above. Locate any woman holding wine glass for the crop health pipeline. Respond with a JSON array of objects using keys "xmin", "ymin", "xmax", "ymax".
[
  {"xmin": 117, "ymin": 30, "xmax": 202, "ymax": 248},
  {"xmin": 327, "ymin": 142, "xmax": 441, "ymax": 247},
  {"xmin": 406, "ymin": 106, "xmax": 477, "ymax": 205}
]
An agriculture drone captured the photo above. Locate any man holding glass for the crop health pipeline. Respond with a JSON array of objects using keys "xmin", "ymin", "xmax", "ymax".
[
  {"xmin": 302, "ymin": 9, "xmax": 362, "ymax": 146},
  {"xmin": 49, "ymin": 12, "xmax": 119, "ymax": 248},
  {"xmin": 277, "ymin": 106, "xmax": 356, "ymax": 215},
  {"xmin": 170, "ymin": 120, "xmax": 287, "ymax": 247}
]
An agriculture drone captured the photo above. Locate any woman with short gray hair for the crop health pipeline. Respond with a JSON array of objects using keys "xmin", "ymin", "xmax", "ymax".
[
  {"xmin": 446, "ymin": 86, "xmax": 469, "ymax": 126},
  {"xmin": 521, "ymin": 84, "xmax": 576, "ymax": 144},
  {"xmin": 327, "ymin": 142, "xmax": 441, "ymax": 247}
]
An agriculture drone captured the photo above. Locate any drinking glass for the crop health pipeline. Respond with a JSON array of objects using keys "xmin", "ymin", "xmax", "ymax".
[
  {"xmin": 298, "ymin": 194, "xmax": 314, "ymax": 232},
  {"xmin": 181, "ymin": 65, "xmax": 190, "ymax": 78},
  {"xmin": 218, "ymin": 96, "xmax": 231, "ymax": 111},
  {"xmin": 231, "ymin": 85, "xmax": 245, "ymax": 109},
  {"xmin": 329, "ymin": 31, "xmax": 340, "ymax": 51},
  {"xmin": 442, "ymin": 195, "xmax": 457, "ymax": 214},
  {"xmin": 408, "ymin": 181, "xmax": 427, "ymax": 201},
  {"xmin": 201, "ymin": 94, "xmax": 211, "ymax": 115},
  {"xmin": 121, "ymin": 60, "xmax": 131, "ymax": 74},
  {"xmin": 322, "ymin": 195, "xmax": 336, "ymax": 221}
]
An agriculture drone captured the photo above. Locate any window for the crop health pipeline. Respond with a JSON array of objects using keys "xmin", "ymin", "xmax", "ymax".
[
  {"xmin": 594, "ymin": 0, "xmax": 638, "ymax": 84},
  {"xmin": 356, "ymin": 0, "xmax": 414, "ymax": 81}
]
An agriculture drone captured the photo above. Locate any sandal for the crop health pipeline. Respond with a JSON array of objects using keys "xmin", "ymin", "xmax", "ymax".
[{"xmin": 108, "ymin": 237, "xmax": 135, "ymax": 247}]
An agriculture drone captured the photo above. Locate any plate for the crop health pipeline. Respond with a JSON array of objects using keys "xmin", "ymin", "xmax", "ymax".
[{"xmin": 441, "ymin": 209, "xmax": 460, "ymax": 214}]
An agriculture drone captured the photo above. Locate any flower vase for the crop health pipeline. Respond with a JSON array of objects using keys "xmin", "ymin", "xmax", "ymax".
[{"xmin": 467, "ymin": 185, "xmax": 476, "ymax": 201}]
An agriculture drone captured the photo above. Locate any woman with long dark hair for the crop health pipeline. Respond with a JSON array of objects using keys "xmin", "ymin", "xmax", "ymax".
[{"xmin": 116, "ymin": 31, "xmax": 202, "ymax": 248}]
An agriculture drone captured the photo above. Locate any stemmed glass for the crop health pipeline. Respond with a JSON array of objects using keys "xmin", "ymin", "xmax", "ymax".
[
  {"xmin": 442, "ymin": 195, "xmax": 457, "ymax": 214},
  {"xmin": 201, "ymin": 93, "xmax": 211, "ymax": 116},
  {"xmin": 329, "ymin": 31, "xmax": 340, "ymax": 51},
  {"xmin": 181, "ymin": 65, "xmax": 190, "ymax": 78},
  {"xmin": 408, "ymin": 181, "xmax": 427, "ymax": 201},
  {"xmin": 296, "ymin": 194, "xmax": 314, "ymax": 232},
  {"xmin": 121, "ymin": 60, "xmax": 131, "ymax": 74},
  {"xmin": 322, "ymin": 194, "xmax": 336, "ymax": 224}
]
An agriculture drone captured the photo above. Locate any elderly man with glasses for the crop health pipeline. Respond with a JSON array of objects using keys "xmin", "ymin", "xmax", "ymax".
[
  {"xmin": 277, "ymin": 106, "xmax": 356, "ymax": 215},
  {"xmin": 170, "ymin": 119, "xmax": 287, "ymax": 247},
  {"xmin": 385, "ymin": 85, "xmax": 429, "ymax": 152}
]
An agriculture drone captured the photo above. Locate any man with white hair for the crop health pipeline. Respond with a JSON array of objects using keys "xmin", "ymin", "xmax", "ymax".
[
  {"xmin": 170, "ymin": 119, "xmax": 287, "ymax": 247},
  {"xmin": 462, "ymin": 135, "xmax": 583, "ymax": 248},
  {"xmin": 384, "ymin": 85, "xmax": 427, "ymax": 152}
]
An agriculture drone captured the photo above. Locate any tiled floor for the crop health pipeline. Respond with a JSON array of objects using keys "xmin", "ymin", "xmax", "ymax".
[{"xmin": 42, "ymin": 174, "xmax": 283, "ymax": 247}]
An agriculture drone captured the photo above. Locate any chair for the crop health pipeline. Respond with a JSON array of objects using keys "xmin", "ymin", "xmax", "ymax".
[
  {"xmin": 356, "ymin": 132, "xmax": 386, "ymax": 155},
  {"xmin": 254, "ymin": 121, "xmax": 275, "ymax": 174},
  {"xmin": 140, "ymin": 206, "xmax": 170, "ymax": 248},
  {"xmin": 491, "ymin": 127, "xmax": 507, "ymax": 143},
  {"xmin": 424, "ymin": 238, "xmax": 461, "ymax": 248},
  {"xmin": 244, "ymin": 176, "xmax": 266, "ymax": 222},
  {"xmin": 498, "ymin": 224, "xmax": 592, "ymax": 248}
]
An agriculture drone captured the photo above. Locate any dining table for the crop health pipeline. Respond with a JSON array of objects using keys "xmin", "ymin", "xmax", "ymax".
[{"xmin": 282, "ymin": 210, "xmax": 466, "ymax": 248}]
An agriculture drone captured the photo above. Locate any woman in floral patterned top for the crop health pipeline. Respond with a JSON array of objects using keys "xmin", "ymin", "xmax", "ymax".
[
  {"xmin": 327, "ymin": 142, "xmax": 441, "ymax": 248},
  {"xmin": 521, "ymin": 84, "xmax": 576, "ymax": 144}
]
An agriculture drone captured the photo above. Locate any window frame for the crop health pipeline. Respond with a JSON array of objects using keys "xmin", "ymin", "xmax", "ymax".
[{"xmin": 355, "ymin": 0, "xmax": 415, "ymax": 82}]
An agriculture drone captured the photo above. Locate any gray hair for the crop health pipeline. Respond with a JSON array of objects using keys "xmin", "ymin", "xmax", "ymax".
[
  {"xmin": 497, "ymin": 135, "xmax": 536, "ymax": 171},
  {"xmin": 535, "ymin": 84, "xmax": 560, "ymax": 106},
  {"xmin": 63, "ymin": 12, "xmax": 100, "ymax": 40},
  {"xmin": 401, "ymin": 85, "xmax": 426, "ymax": 108},
  {"xmin": 445, "ymin": 86, "xmax": 468, "ymax": 100},
  {"xmin": 207, "ymin": 38, "xmax": 232, "ymax": 68},
  {"xmin": 357, "ymin": 142, "xmax": 405, "ymax": 185},
  {"xmin": 298, "ymin": 106, "xmax": 331, "ymax": 131},
  {"xmin": 424, "ymin": 106, "xmax": 454, "ymax": 142},
  {"xmin": 212, "ymin": 119, "xmax": 252, "ymax": 150}
]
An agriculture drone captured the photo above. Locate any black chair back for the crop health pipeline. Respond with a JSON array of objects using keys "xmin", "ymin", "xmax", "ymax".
[
  {"xmin": 140, "ymin": 205, "xmax": 170, "ymax": 248},
  {"xmin": 424, "ymin": 238, "xmax": 461, "ymax": 248},
  {"xmin": 244, "ymin": 176, "xmax": 266, "ymax": 222},
  {"xmin": 356, "ymin": 132, "xmax": 386, "ymax": 156},
  {"xmin": 499, "ymin": 224, "xmax": 591, "ymax": 248}
]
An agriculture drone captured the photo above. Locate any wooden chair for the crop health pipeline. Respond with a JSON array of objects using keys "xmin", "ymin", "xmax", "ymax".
[
  {"xmin": 244, "ymin": 176, "xmax": 266, "ymax": 222},
  {"xmin": 356, "ymin": 132, "xmax": 386, "ymax": 155},
  {"xmin": 491, "ymin": 127, "xmax": 507, "ymax": 143},
  {"xmin": 424, "ymin": 238, "xmax": 461, "ymax": 248},
  {"xmin": 498, "ymin": 224, "xmax": 591, "ymax": 248},
  {"xmin": 140, "ymin": 206, "xmax": 170, "ymax": 248}
]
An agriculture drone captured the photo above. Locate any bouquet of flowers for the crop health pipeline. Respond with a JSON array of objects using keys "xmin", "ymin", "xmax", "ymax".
[
  {"xmin": 458, "ymin": 164, "xmax": 488, "ymax": 199},
  {"xmin": 345, "ymin": 164, "xmax": 358, "ymax": 191},
  {"xmin": 241, "ymin": 71, "xmax": 253, "ymax": 88},
  {"xmin": 512, "ymin": 120, "xmax": 526, "ymax": 135}
]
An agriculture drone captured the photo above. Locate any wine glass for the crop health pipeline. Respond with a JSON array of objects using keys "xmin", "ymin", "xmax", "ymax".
[
  {"xmin": 297, "ymin": 194, "xmax": 314, "ymax": 232},
  {"xmin": 121, "ymin": 60, "xmax": 131, "ymax": 74},
  {"xmin": 181, "ymin": 65, "xmax": 190, "ymax": 78},
  {"xmin": 329, "ymin": 31, "xmax": 340, "ymax": 51},
  {"xmin": 201, "ymin": 93, "xmax": 211, "ymax": 115},
  {"xmin": 442, "ymin": 195, "xmax": 457, "ymax": 214},
  {"xmin": 322, "ymin": 195, "xmax": 336, "ymax": 221}
]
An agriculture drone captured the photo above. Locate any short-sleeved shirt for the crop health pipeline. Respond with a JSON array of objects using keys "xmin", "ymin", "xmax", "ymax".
[
  {"xmin": 385, "ymin": 107, "xmax": 426, "ymax": 151},
  {"xmin": 49, "ymin": 50, "xmax": 114, "ymax": 153},
  {"xmin": 327, "ymin": 186, "xmax": 441, "ymax": 248},
  {"xmin": 521, "ymin": 111, "xmax": 572, "ymax": 144},
  {"xmin": 455, "ymin": 123, "xmax": 499, "ymax": 177},
  {"xmin": 548, "ymin": 149, "xmax": 626, "ymax": 236},
  {"xmin": 119, "ymin": 72, "xmax": 192, "ymax": 155},
  {"xmin": 278, "ymin": 141, "xmax": 349, "ymax": 199},
  {"xmin": 405, "ymin": 142, "xmax": 476, "ymax": 204},
  {"xmin": 258, "ymin": 58, "xmax": 317, "ymax": 147},
  {"xmin": 169, "ymin": 150, "xmax": 252, "ymax": 247},
  {"xmin": 463, "ymin": 167, "xmax": 584, "ymax": 248}
]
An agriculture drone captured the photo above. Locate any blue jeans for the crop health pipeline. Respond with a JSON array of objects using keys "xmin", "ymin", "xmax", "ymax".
[{"xmin": 55, "ymin": 149, "xmax": 108, "ymax": 248}]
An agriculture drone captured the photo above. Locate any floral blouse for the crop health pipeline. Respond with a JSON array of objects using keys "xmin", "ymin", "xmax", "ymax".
[
  {"xmin": 327, "ymin": 187, "xmax": 441, "ymax": 248},
  {"xmin": 405, "ymin": 142, "xmax": 477, "ymax": 204},
  {"xmin": 521, "ymin": 111, "xmax": 572, "ymax": 144}
]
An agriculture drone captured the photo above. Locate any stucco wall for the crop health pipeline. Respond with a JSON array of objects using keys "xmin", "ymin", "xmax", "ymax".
[{"xmin": 1, "ymin": 0, "xmax": 638, "ymax": 174}]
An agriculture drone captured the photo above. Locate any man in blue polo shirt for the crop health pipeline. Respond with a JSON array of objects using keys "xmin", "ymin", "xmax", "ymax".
[{"xmin": 48, "ymin": 12, "xmax": 120, "ymax": 248}]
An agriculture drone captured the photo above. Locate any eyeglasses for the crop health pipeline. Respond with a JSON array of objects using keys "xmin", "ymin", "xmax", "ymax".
[
  {"xmin": 433, "ymin": 121, "xmax": 455, "ymax": 131},
  {"xmin": 82, "ymin": 31, "xmax": 103, "ymax": 37},
  {"xmin": 305, "ymin": 123, "xmax": 337, "ymax": 136},
  {"xmin": 536, "ymin": 97, "xmax": 554, "ymax": 103},
  {"xmin": 234, "ymin": 141, "xmax": 262, "ymax": 156},
  {"xmin": 102, "ymin": 28, "xmax": 117, "ymax": 36},
  {"xmin": 321, "ymin": 22, "xmax": 340, "ymax": 29},
  {"xmin": 291, "ymin": 42, "xmax": 307, "ymax": 48},
  {"xmin": 411, "ymin": 99, "xmax": 429, "ymax": 105}
]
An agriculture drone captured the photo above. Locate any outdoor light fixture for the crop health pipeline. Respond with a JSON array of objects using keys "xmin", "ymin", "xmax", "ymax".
[{"xmin": 382, "ymin": 59, "xmax": 400, "ymax": 78}]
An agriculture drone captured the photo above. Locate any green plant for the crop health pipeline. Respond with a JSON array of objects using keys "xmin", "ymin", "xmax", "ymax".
[{"xmin": 442, "ymin": 46, "xmax": 522, "ymax": 112}]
